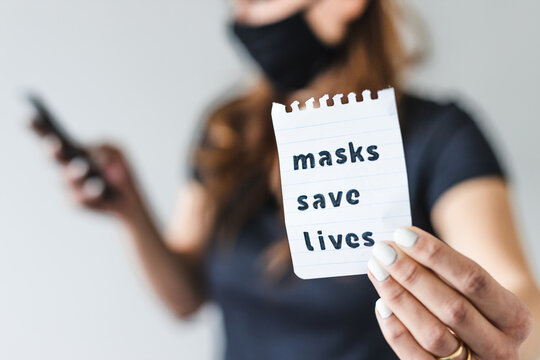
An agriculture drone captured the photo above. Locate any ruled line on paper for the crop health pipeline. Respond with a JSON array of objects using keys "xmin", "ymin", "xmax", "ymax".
[
  {"xmin": 281, "ymin": 184, "xmax": 409, "ymax": 201},
  {"xmin": 276, "ymin": 128, "xmax": 393, "ymax": 145},
  {"xmin": 283, "ymin": 199, "xmax": 410, "ymax": 215},
  {"xmin": 294, "ymin": 260, "xmax": 370, "ymax": 268},
  {"xmin": 285, "ymin": 214, "xmax": 411, "ymax": 228},
  {"xmin": 277, "ymin": 135, "xmax": 402, "ymax": 150},
  {"xmin": 282, "ymin": 173, "xmax": 407, "ymax": 187},
  {"xmin": 274, "ymin": 112, "xmax": 395, "ymax": 132},
  {"xmin": 279, "ymin": 157, "xmax": 407, "ymax": 177}
]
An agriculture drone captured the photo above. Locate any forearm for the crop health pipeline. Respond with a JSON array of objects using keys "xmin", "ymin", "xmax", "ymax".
[{"xmin": 118, "ymin": 200, "xmax": 206, "ymax": 318}]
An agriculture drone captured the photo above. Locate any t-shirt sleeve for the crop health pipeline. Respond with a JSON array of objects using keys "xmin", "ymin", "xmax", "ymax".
[{"xmin": 425, "ymin": 106, "xmax": 505, "ymax": 211}]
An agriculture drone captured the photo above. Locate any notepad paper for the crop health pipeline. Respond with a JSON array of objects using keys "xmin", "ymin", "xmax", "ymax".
[{"xmin": 271, "ymin": 88, "xmax": 411, "ymax": 279}]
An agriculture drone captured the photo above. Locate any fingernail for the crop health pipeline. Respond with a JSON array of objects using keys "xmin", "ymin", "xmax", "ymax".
[
  {"xmin": 67, "ymin": 157, "xmax": 90, "ymax": 179},
  {"xmin": 375, "ymin": 298, "xmax": 393, "ymax": 319},
  {"xmin": 372, "ymin": 241, "xmax": 397, "ymax": 266},
  {"xmin": 394, "ymin": 228, "xmax": 418, "ymax": 248},
  {"xmin": 43, "ymin": 134, "xmax": 62, "ymax": 154},
  {"xmin": 368, "ymin": 257, "xmax": 389, "ymax": 281},
  {"xmin": 83, "ymin": 177, "xmax": 105, "ymax": 199}
]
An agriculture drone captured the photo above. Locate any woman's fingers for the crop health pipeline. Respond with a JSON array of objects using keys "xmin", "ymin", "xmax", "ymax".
[
  {"xmin": 370, "ymin": 241, "xmax": 504, "ymax": 357},
  {"xmin": 367, "ymin": 265, "xmax": 460, "ymax": 358},
  {"xmin": 65, "ymin": 157, "xmax": 91, "ymax": 182},
  {"xmin": 43, "ymin": 134, "xmax": 64, "ymax": 161},
  {"xmin": 81, "ymin": 177, "xmax": 106, "ymax": 199},
  {"xmin": 394, "ymin": 227, "xmax": 533, "ymax": 341},
  {"xmin": 368, "ymin": 228, "xmax": 530, "ymax": 359},
  {"xmin": 66, "ymin": 176, "xmax": 106, "ymax": 206},
  {"xmin": 62, "ymin": 154, "xmax": 107, "ymax": 206},
  {"xmin": 87, "ymin": 144, "xmax": 130, "ymax": 187},
  {"xmin": 374, "ymin": 298, "xmax": 436, "ymax": 360}
]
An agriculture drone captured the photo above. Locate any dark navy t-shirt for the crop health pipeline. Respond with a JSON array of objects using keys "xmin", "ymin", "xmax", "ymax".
[{"xmin": 198, "ymin": 93, "xmax": 504, "ymax": 360}]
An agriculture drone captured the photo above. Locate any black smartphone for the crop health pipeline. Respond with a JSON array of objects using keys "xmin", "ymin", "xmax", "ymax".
[{"xmin": 27, "ymin": 94, "xmax": 115, "ymax": 200}]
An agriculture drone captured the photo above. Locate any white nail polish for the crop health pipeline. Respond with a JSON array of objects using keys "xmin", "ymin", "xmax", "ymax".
[
  {"xmin": 372, "ymin": 241, "xmax": 397, "ymax": 266},
  {"xmin": 83, "ymin": 177, "xmax": 105, "ymax": 199},
  {"xmin": 368, "ymin": 257, "xmax": 389, "ymax": 281},
  {"xmin": 43, "ymin": 134, "xmax": 62, "ymax": 154},
  {"xmin": 376, "ymin": 298, "xmax": 393, "ymax": 319},
  {"xmin": 67, "ymin": 157, "xmax": 90, "ymax": 179},
  {"xmin": 394, "ymin": 228, "xmax": 418, "ymax": 248}
]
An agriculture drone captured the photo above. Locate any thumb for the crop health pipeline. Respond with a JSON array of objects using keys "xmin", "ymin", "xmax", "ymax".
[{"xmin": 87, "ymin": 143, "xmax": 128, "ymax": 186}]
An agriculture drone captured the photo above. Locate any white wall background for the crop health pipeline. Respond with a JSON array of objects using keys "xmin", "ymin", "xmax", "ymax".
[{"xmin": 0, "ymin": 1, "xmax": 538, "ymax": 359}]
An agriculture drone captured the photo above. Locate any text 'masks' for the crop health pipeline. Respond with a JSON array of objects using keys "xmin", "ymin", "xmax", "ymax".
[{"xmin": 271, "ymin": 88, "xmax": 411, "ymax": 279}]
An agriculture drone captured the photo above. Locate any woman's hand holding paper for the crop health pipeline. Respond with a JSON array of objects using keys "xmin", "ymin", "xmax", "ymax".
[{"xmin": 368, "ymin": 226, "xmax": 534, "ymax": 360}]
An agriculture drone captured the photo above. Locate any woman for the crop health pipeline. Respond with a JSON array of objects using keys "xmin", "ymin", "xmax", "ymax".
[{"xmin": 47, "ymin": 0, "xmax": 539, "ymax": 359}]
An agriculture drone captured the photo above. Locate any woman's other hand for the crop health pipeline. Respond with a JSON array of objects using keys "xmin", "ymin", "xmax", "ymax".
[
  {"xmin": 43, "ymin": 137, "xmax": 143, "ymax": 222},
  {"xmin": 367, "ymin": 226, "xmax": 534, "ymax": 360}
]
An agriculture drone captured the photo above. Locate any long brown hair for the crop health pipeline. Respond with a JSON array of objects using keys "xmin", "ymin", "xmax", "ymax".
[{"xmin": 193, "ymin": 0, "xmax": 413, "ymax": 243}]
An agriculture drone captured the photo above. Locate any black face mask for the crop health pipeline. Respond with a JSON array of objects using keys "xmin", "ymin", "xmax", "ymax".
[{"xmin": 232, "ymin": 11, "xmax": 337, "ymax": 92}]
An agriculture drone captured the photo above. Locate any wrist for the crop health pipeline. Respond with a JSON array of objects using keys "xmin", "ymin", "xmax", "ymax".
[{"xmin": 115, "ymin": 192, "xmax": 152, "ymax": 230}]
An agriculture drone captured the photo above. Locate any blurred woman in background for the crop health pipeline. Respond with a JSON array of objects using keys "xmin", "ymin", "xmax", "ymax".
[{"xmin": 47, "ymin": 0, "xmax": 539, "ymax": 359}]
